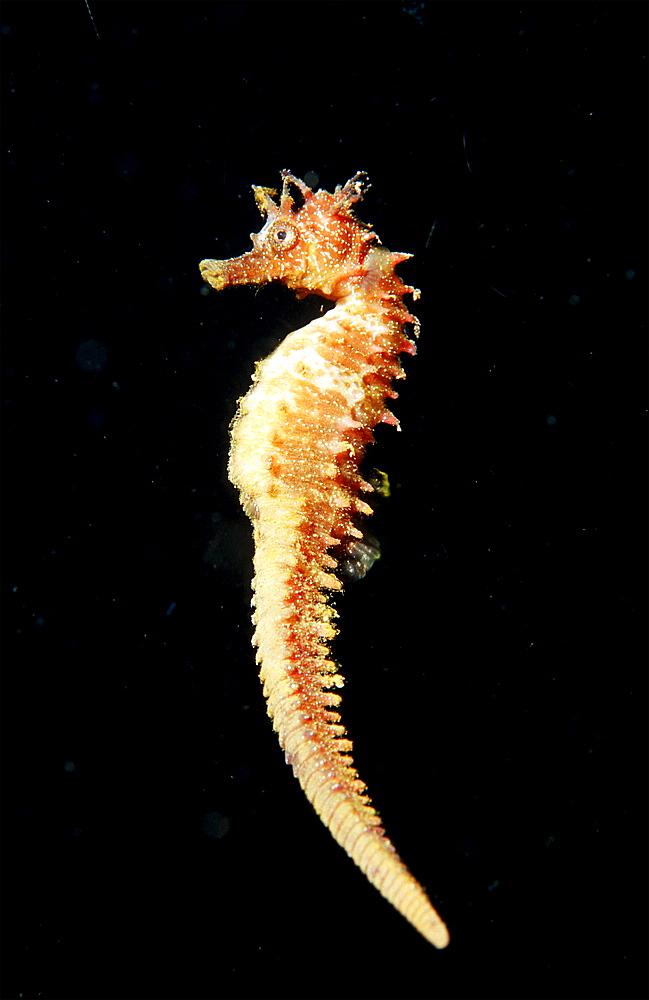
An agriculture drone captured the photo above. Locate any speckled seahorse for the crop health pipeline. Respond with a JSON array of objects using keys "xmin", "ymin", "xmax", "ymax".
[{"xmin": 200, "ymin": 171, "xmax": 449, "ymax": 948}]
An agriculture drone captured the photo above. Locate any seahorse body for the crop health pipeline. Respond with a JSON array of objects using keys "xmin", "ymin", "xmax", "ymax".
[{"xmin": 200, "ymin": 172, "xmax": 449, "ymax": 948}]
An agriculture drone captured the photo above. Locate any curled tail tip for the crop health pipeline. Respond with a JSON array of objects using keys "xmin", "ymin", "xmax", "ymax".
[{"xmin": 426, "ymin": 918, "xmax": 450, "ymax": 949}]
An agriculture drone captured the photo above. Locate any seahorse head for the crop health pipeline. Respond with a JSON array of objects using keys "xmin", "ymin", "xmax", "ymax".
[{"xmin": 199, "ymin": 172, "xmax": 378, "ymax": 300}]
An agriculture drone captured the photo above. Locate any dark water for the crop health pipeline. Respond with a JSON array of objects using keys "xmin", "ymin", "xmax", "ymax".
[{"xmin": 2, "ymin": 3, "xmax": 646, "ymax": 998}]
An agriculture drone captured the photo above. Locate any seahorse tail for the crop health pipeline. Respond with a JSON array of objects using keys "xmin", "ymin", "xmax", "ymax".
[
  {"xmin": 250, "ymin": 510, "xmax": 448, "ymax": 947},
  {"xmin": 292, "ymin": 736, "xmax": 450, "ymax": 949}
]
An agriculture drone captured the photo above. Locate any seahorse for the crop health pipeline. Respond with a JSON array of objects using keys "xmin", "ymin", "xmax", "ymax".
[{"xmin": 200, "ymin": 171, "xmax": 449, "ymax": 949}]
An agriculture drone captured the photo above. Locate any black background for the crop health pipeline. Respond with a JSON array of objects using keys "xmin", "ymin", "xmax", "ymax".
[{"xmin": 2, "ymin": 3, "xmax": 647, "ymax": 999}]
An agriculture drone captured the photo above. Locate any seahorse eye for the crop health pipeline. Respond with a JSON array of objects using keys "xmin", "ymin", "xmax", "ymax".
[{"xmin": 270, "ymin": 222, "xmax": 298, "ymax": 251}]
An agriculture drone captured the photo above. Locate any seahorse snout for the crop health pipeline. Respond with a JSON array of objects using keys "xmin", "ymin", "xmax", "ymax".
[{"xmin": 199, "ymin": 258, "xmax": 228, "ymax": 291}]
